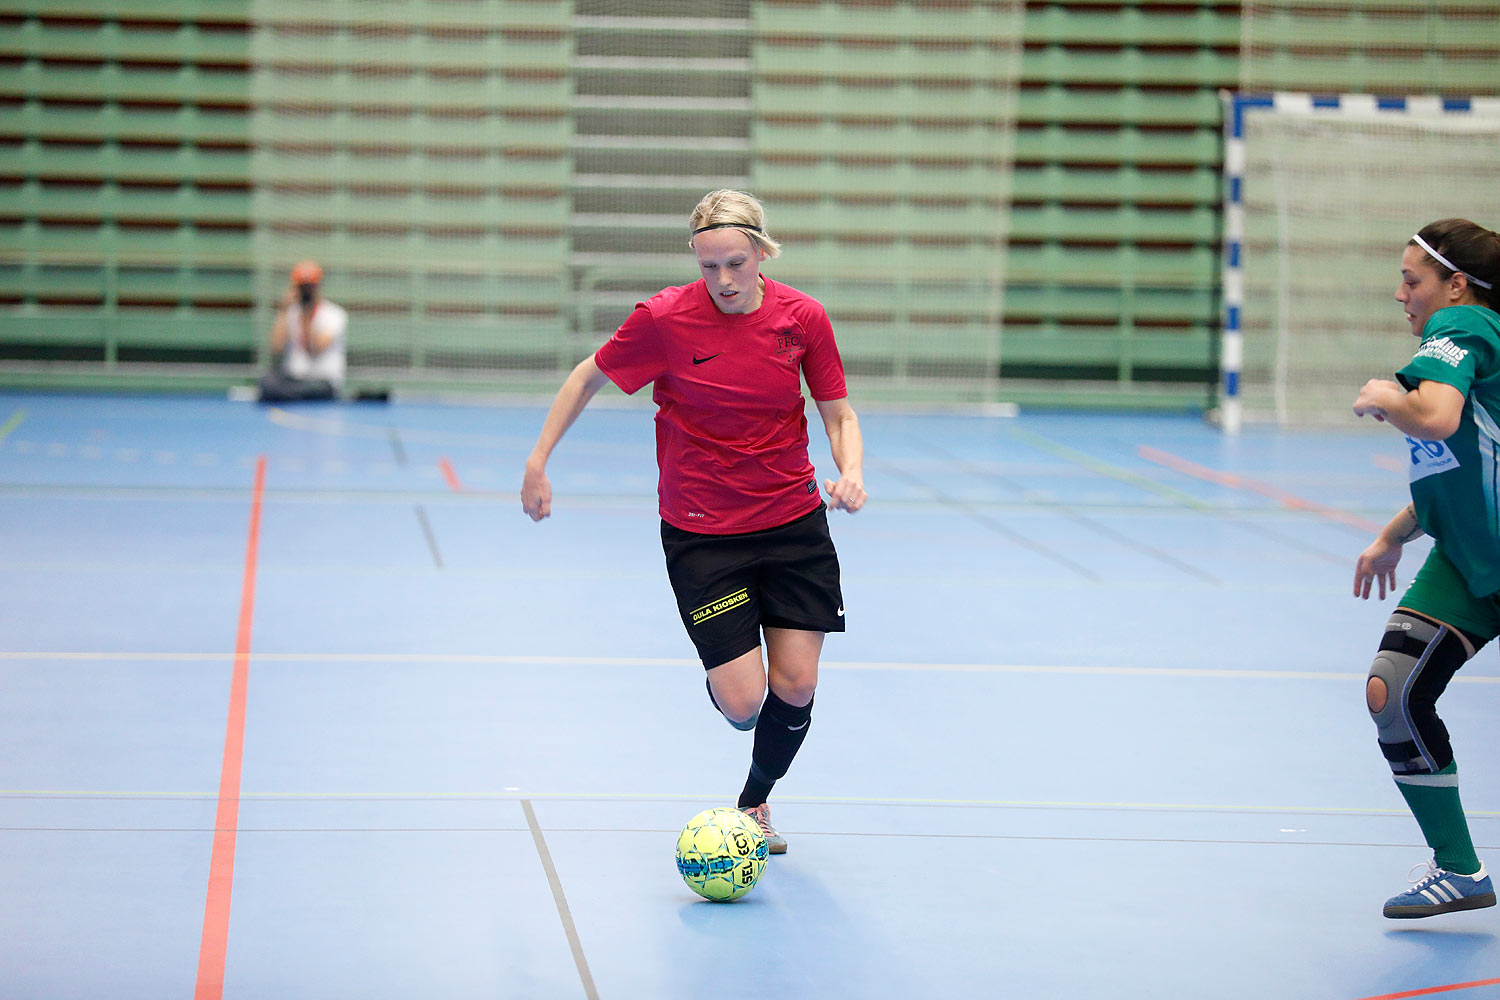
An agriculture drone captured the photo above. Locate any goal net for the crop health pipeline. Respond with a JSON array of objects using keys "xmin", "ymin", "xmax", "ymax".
[{"xmin": 1222, "ymin": 93, "xmax": 1500, "ymax": 429}]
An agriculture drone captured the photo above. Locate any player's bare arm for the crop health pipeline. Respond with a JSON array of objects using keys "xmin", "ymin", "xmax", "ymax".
[
  {"xmin": 1354, "ymin": 378, "xmax": 1465, "ymax": 440},
  {"xmin": 815, "ymin": 396, "xmax": 865, "ymax": 513},
  {"xmin": 522, "ymin": 356, "xmax": 611, "ymax": 521}
]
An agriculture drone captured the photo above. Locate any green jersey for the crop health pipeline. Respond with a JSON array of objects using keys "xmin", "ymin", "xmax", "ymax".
[{"xmin": 1396, "ymin": 304, "xmax": 1500, "ymax": 598}]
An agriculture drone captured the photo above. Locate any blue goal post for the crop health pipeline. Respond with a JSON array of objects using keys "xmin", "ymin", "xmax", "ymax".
[{"xmin": 1219, "ymin": 92, "xmax": 1500, "ymax": 432}]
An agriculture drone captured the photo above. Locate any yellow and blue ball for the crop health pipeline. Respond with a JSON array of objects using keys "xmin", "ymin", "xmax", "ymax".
[{"xmin": 675, "ymin": 807, "xmax": 769, "ymax": 901}]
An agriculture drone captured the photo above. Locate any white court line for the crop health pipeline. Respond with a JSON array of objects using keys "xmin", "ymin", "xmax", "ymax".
[
  {"xmin": 1, "ymin": 650, "xmax": 1497, "ymax": 683},
  {"xmin": 264, "ymin": 405, "xmax": 633, "ymax": 454},
  {"xmin": 3, "ymin": 787, "xmax": 1498, "ymax": 818}
]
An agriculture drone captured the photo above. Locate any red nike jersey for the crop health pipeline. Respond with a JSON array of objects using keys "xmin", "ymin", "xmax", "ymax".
[{"xmin": 594, "ymin": 276, "xmax": 848, "ymax": 534}]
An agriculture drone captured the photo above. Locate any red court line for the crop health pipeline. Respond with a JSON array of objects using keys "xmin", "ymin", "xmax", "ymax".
[
  {"xmin": 1137, "ymin": 444, "xmax": 1382, "ymax": 533},
  {"xmin": 193, "ymin": 456, "xmax": 265, "ymax": 1000},
  {"xmin": 1354, "ymin": 977, "xmax": 1500, "ymax": 1000},
  {"xmin": 439, "ymin": 455, "xmax": 465, "ymax": 492}
]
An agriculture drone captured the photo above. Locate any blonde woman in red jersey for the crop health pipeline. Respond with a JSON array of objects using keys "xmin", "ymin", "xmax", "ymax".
[{"xmin": 521, "ymin": 189, "xmax": 865, "ymax": 852}]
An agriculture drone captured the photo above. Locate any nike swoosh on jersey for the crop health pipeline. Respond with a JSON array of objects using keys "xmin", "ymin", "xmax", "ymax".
[{"xmin": 692, "ymin": 353, "xmax": 722, "ymax": 365}]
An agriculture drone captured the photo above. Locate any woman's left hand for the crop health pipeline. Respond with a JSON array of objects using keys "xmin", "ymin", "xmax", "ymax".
[
  {"xmin": 824, "ymin": 476, "xmax": 866, "ymax": 513},
  {"xmin": 1354, "ymin": 535, "xmax": 1401, "ymax": 599}
]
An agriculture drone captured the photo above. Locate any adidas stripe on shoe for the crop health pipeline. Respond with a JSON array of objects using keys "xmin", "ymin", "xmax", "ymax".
[{"xmin": 1383, "ymin": 860, "xmax": 1496, "ymax": 919}]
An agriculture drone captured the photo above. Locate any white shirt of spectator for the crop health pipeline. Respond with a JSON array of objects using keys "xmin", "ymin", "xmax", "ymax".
[{"xmin": 283, "ymin": 299, "xmax": 348, "ymax": 386}]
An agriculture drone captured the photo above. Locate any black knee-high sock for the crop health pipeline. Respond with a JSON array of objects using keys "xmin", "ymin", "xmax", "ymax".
[{"xmin": 737, "ymin": 690, "xmax": 813, "ymax": 808}]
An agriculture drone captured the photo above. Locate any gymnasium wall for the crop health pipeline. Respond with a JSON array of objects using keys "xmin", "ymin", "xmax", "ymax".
[{"xmin": 3, "ymin": 1, "xmax": 1492, "ymax": 406}]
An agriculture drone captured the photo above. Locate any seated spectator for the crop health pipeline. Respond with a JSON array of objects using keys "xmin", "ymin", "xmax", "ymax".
[{"xmin": 257, "ymin": 260, "xmax": 347, "ymax": 403}]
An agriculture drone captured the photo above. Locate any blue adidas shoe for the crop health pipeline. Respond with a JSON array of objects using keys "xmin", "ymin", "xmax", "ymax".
[{"xmin": 1383, "ymin": 860, "xmax": 1496, "ymax": 919}]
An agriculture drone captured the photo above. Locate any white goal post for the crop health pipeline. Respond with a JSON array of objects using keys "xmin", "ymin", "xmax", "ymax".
[{"xmin": 1220, "ymin": 92, "xmax": 1500, "ymax": 432}]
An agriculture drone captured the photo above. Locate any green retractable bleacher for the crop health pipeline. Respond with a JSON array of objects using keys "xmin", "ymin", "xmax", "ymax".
[{"xmin": 0, "ymin": 3, "xmax": 255, "ymax": 380}]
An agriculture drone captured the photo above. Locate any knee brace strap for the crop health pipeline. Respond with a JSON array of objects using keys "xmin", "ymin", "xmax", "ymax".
[{"xmin": 1368, "ymin": 613, "xmax": 1465, "ymax": 775}]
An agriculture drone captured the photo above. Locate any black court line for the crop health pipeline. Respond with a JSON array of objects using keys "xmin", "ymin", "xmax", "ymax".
[
  {"xmin": 870, "ymin": 457, "xmax": 1101, "ymax": 581},
  {"xmin": 1195, "ymin": 508, "xmax": 1352, "ymax": 567},
  {"xmin": 998, "ymin": 426, "xmax": 1354, "ymax": 567},
  {"xmin": 522, "ymin": 799, "xmax": 600, "ymax": 1000},
  {"xmin": 413, "ymin": 504, "xmax": 443, "ymax": 569},
  {"xmin": 387, "ymin": 426, "xmax": 407, "ymax": 466},
  {"xmin": 925, "ymin": 444, "xmax": 1220, "ymax": 585}
]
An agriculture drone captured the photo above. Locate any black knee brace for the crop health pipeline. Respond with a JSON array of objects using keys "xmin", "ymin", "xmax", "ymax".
[{"xmin": 1368, "ymin": 612, "xmax": 1470, "ymax": 775}]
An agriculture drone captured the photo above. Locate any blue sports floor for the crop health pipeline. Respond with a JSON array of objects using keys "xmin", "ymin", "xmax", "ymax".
[{"xmin": 1, "ymin": 391, "xmax": 1497, "ymax": 1000}]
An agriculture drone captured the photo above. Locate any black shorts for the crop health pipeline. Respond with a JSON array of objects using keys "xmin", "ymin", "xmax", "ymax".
[{"xmin": 661, "ymin": 504, "xmax": 845, "ymax": 669}]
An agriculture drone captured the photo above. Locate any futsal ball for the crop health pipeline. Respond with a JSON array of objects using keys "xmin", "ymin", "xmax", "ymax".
[{"xmin": 675, "ymin": 807, "xmax": 769, "ymax": 902}]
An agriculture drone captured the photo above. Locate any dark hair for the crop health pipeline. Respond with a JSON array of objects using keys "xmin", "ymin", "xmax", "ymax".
[{"xmin": 1411, "ymin": 218, "xmax": 1500, "ymax": 312}]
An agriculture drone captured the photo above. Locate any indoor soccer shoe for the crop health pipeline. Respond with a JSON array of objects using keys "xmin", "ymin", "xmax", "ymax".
[
  {"xmin": 1383, "ymin": 860, "xmax": 1496, "ymax": 919},
  {"xmin": 741, "ymin": 803, "xmax": 787, "ymax": 855}
]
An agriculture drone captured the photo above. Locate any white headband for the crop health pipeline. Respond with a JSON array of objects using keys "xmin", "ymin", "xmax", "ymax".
[{"xmin": 1413, "ymin": 233, "xmax": 1495, "ymax": 291}]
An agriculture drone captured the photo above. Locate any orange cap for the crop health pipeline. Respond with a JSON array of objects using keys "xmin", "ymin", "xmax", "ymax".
[{"xmin": 290, "ymin": 260, "xmax": 323, "ymax": 284}]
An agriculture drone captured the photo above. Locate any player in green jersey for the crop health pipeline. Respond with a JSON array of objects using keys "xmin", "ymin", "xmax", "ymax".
[{"xmin": 1353, "ymin": 218, "xmax": 1500, "ymax": 918}]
